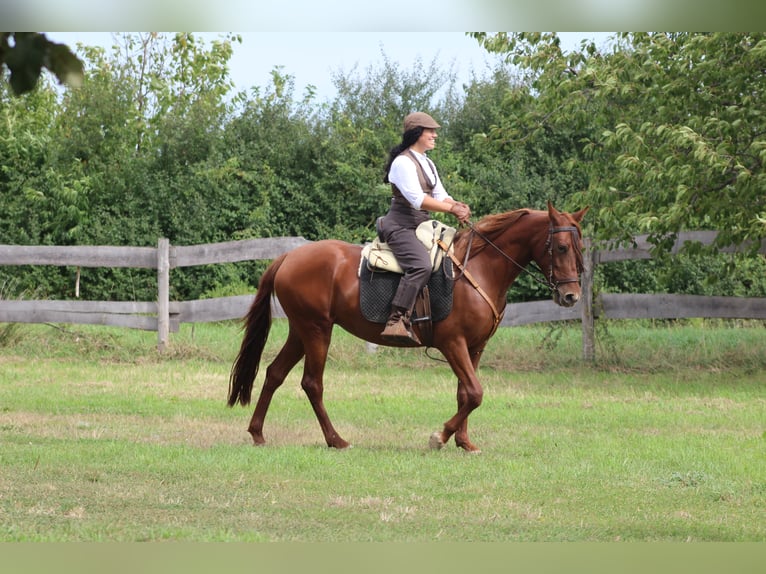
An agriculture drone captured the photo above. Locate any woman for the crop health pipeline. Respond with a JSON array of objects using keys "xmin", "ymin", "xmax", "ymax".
[{"xmin": 377, "ymin": 111, "xmax": 471, "ymax": 345}]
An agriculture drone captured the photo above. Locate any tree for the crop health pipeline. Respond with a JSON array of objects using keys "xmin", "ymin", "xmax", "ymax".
[
  {"xmin": 471, "ymin": 32, "xmax": 766, "ymax": 255},
  {"xmin": 0, "ymin": 33, "xmax": 83, "ymax": 95},
  {"xmin": 324, "ymin": 54, "xmax": 456, "ymax": 241}
]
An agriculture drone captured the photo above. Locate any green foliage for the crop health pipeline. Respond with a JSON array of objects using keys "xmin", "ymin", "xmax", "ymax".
[
  {"xmin": 199, "ymin": 278, "xmax": 256, "ymax": 299},
  {"xmin": 1, "ymin": 32, "xmax": 764, "ymax": 303},
  {"xmin": 472, "ymin": 32, "xmax": 766, "ymax": 256}
]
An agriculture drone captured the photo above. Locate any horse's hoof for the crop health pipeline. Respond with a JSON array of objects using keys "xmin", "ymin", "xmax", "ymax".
[
  {"xmin": 250, "ymin": 431, "xmax": 266, "ymax": 446},
  {"xmin": 429, "ymin": 432, "xmax": 444, "ymax": 450},
  {"xmin": 456, "ymin": 441, "xmax": 482, "ymax": 454}
]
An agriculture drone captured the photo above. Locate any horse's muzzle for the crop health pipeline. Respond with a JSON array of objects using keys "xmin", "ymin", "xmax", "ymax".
[{"xmin": 553, "ymin": 289, "xmax": 580, "ymax": 307}]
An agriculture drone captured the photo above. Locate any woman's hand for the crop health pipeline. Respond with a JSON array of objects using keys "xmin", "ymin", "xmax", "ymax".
[{"xmin": 450, "ymin": 201, "xmax": 472, "ymax": 225}]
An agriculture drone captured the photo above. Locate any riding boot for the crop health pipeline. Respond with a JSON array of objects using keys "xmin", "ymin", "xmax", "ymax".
[{"xmin": 380, "ymin": 306, "xmax": 421, "ymax": 346}]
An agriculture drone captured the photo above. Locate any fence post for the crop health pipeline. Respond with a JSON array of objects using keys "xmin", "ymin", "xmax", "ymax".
[
  {"xmin": 157, "ymin": 238, "xmax": 170, "ymax": 352},
  {"xmin": 580, "ymin": 237, "xmax": 596, "ymax": 362}
]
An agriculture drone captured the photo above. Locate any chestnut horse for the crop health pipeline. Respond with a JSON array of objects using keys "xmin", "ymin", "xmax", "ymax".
[{"xmin": 229, "ymin": 201, "xmax": 588, "ymax": 452}]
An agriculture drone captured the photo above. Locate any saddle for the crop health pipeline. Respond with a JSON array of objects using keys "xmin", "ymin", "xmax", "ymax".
[
  {"xmin": 358, "ymin": 220, "xmax": 457, "ymax": 346},
  {"xmin": 360, "ymin": 219, "xmax": 457, "ymax": 274}
]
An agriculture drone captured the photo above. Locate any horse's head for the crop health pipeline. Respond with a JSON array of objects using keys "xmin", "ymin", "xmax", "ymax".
[
  {"xmin": 541, "ymin": 200, "xmax": 589, "ymax": 307},
  {"xmin": 456, "ymin": 203, "xmax": 589, "ymax": 310}
]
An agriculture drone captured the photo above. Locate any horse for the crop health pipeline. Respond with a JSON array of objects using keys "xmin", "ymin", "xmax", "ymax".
[{"xmin": 228, "ymin": 201, "xmax": 588, "ymax": 452}]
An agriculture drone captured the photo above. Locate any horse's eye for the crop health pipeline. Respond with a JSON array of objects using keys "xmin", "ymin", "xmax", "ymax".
[{"xmin": 557, "ymin": 244, "xmax": 568, "ymax": 254}]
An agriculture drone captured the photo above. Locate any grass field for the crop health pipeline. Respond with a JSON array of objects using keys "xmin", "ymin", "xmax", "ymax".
[{"xmin": 1, "ymin": 319, "xmax": 764, "ymax": 542}]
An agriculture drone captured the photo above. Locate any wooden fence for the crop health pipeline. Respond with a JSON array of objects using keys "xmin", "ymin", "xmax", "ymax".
[
  {"xmin": 0, "ymin": 237, "xmax": 308, "ymax": 352},
  {"xmin": 1, "ymin": 232, "xmax": 764, "ymax": 358}
]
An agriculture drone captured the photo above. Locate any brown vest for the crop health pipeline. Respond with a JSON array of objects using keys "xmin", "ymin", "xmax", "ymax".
[
  {"xmin": 391, "ymin": 150, "xmax": 437, "ymax": 199},
  {"xmin": 385, "ymin": 150, "xmax": 438, "ymax": 229}
]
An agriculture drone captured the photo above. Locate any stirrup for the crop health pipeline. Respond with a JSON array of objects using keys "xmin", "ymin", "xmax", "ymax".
[{"xmin": 380, "ymin": 318, "xmax": 421, "ymax": 346}]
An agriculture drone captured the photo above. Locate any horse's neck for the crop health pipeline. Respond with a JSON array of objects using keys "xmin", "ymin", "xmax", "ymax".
[{"xmin": 465, "ymin": 229, "xmax": 537, "ymax": 297}]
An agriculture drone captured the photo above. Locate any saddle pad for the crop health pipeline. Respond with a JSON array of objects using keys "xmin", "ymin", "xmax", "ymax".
[{"xmin": 359, "ymin": 257, "xmax": 454, "ymax": 324}]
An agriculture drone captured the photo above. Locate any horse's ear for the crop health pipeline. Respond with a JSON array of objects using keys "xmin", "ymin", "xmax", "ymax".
[
  {"xmin": 572, "ymin": 206, "xmax": 590, "ymax": 223},
  {"xmin": 547, "ymin": 200, "xmax": 559, "ymax": 217}
]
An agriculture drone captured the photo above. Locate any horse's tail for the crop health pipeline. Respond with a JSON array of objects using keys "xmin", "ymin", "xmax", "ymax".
[{"xmin": 228, "ymin": 253, "xmax": 288, "ymax": 407}]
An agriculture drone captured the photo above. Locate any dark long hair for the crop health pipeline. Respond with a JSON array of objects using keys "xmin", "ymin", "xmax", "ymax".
[{"xmin": 383, "ymin": 127, "xmax": 423, "ymax": 183}]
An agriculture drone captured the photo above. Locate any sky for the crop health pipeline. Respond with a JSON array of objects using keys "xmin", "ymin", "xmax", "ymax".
[{"xmin": 45, "ymin": 32, "xmax": 615, "ymax": 102}]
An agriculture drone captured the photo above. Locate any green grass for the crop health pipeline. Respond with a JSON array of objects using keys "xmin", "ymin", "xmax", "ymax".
[{"xmin": 0, "ymin": 320, "xmax": 764, "ymax": 541}]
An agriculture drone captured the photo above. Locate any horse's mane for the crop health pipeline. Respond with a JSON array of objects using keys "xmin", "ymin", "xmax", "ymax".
[{"xmin": 454, "ymin": 209, "xmax": 531, "ymax": 258}]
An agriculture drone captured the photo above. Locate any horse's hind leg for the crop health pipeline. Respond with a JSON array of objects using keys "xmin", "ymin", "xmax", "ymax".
[
  {"xmin": 300, "ymin": 323, "xmax": 350, "ymax": 449},
  {"xmin": 247, "ymin": 329, "xmax": 304, "ymax": 445}
]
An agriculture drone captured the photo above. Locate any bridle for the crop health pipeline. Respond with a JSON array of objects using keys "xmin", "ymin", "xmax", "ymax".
[
  {"xmin": 462, "ymin": 220, "xmax": 583, "ymax": 295},
  {"xmin": 544, "ymin": 224, "xmax": 584, "ymax": 290}
]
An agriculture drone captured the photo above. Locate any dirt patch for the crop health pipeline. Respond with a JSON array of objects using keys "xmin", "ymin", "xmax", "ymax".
[
  {"xmin": 0, "ymin": 409, "xmax": 339, "ymax": 449},
  {"xmin": 1, "ymin": 411, "xmax": 252, "ymax": 449}
]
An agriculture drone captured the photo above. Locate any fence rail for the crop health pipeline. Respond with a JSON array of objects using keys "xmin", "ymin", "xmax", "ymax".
[{"xmin": 1, "ymin": 232, "xmax": 764, "ymax": 357}]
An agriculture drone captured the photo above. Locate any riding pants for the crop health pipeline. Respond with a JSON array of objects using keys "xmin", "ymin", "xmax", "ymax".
[{"xmin": 380, "ymin": 226, "xmax": 431, "ymax": 312}]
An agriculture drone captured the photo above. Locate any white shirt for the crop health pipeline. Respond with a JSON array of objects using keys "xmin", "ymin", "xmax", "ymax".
[{"xmin": 388, "ymin": 149, "xmax": 451, "ymax": 209}]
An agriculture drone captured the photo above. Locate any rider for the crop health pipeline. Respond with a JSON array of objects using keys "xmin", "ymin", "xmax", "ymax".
[{"xmin": 377, "ymin": 111, "xmax": 472, "ymax": 345}]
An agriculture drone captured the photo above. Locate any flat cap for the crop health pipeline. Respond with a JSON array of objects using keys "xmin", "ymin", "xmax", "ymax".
[{"xmin": 403, "ymin": 112, "xmax": 441, "ymax": 132}]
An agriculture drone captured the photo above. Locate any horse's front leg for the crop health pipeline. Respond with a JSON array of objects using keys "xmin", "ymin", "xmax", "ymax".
[
  {"xmin": 453, "ymin": 383, "xmax": 480, "ymax": 452},
  {"xmin": 453, "ymin": 349, "xmax": 484, "ymax": 451},
  {"xmin": 430, "ymin": 343, "xmax": 483, "ymax": 452},
  {"xmin": 432, "ymin": 379, "xmax": 481, "ymax": 452}
]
